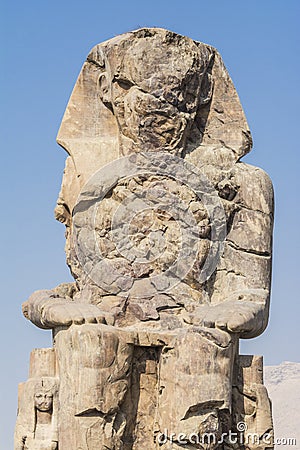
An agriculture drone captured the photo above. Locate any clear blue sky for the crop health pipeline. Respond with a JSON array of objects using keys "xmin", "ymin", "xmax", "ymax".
[{"xmin": 1, "ymin": 0, "xmax": 299, "ymax": 447}]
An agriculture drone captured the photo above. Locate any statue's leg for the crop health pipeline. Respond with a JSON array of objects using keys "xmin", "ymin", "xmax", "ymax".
[
  {"xmin": 54, "ymin": 324, "xmax": 134, "ymax": 450},
  {"xmin": 156, "ymin": 327, "xmax": 237, "ymax": 449}
]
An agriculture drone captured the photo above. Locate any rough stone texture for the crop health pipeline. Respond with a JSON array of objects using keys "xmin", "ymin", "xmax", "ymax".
[{"xmin": 16, "ymin": 28, "xmax": 274, "ymax": 449}]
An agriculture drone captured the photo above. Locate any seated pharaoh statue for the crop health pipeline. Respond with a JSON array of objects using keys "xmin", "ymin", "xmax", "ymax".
[{"xmin": 16, "ymin": 28, "xmax": 274, "ymax": 450}]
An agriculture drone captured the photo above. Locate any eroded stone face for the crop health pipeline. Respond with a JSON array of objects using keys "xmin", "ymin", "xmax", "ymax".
[
  {"xmin": 34, "ymin": 391, "xmax": 53, "ymax": 412},
  {"xmin": 94, "ymin": 31, "xmax": 212, "ymax": 155},
  {"xmin": 17, "ymin": 28, "xmax": 274, "ymax": 450}
]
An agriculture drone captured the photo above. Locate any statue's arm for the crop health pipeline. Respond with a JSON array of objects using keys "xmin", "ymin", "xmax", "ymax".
[
  {"xmin": 224, "ymin": 164, "xmax": 274, "ymax": 337},
  {"xmin": 185, "ymin": 164, "xmax": 274, "ymax": 338}
]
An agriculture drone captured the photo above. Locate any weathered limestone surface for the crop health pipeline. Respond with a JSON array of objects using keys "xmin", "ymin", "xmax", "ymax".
[{"xmin": 16, "ymin": 28, "xmax": 274, "ymax": 449}]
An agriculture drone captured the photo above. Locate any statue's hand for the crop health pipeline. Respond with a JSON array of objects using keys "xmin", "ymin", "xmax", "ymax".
[
  {"xmin": 183, "ymin": 300, "xmax": 265, "ymax": 338},
  {"xmin": 22, "ymin": 290, "xmax": 114, "ymax": 329},
  {"xmin": 41, "ymin": 301, "xmax": 115, "ymax": 328}
]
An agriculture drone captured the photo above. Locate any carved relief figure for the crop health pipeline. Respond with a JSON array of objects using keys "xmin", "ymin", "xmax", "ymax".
[{"xmin": 15, "ymin": 378, "xmax": 58, "ymax": 450}]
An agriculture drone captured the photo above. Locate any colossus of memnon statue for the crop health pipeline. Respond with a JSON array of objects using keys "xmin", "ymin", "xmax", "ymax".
[{"xmin": 15, "ymin": 28, "xmax": 274, "ymax": 450}]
